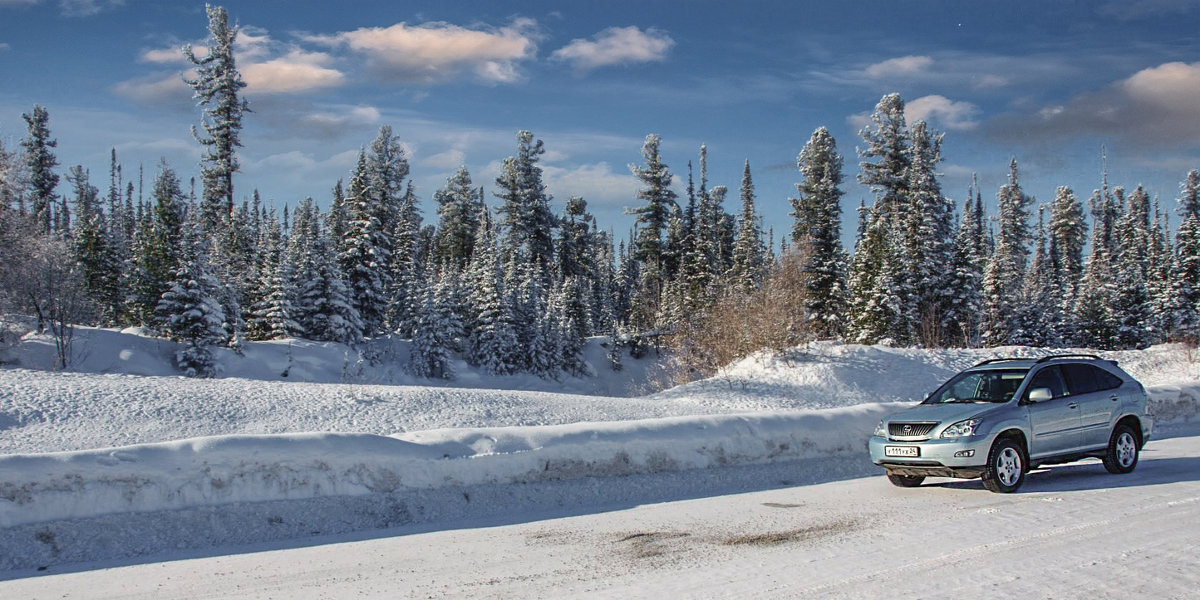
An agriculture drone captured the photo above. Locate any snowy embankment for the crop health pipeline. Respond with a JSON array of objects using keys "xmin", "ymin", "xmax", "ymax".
[
  {"xmin": 2, "ymin": 326, "xmax": 1199, "ymax": 571},
  {"xmin": 0, "ymin": 406, "xmax": 901, "ymax": 531}
]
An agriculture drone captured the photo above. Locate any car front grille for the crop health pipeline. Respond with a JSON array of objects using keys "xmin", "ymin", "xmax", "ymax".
[{"xmin": 889, "ymin": 422, "xmax": 937, "ymax": 439}]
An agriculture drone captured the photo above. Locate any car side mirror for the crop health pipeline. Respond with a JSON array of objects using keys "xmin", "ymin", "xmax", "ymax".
[{"xmin": 1026, "ymin": 387, "xmax": 1053, "ymax": 403}]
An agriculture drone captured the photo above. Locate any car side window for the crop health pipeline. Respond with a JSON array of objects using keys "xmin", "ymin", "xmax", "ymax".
[
  {"xmin": 1027, "ymin": 366, "xmax": 1066, "ymax": 399},
  {"xmin": 1061, "ymin": 363, "xmax": 1121, "ymax": 394}
]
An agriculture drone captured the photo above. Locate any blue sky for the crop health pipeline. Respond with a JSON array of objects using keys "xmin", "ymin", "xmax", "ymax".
[{"xmin": 3, "ymin": 0, "xmax": 1200, "ymax": 247}]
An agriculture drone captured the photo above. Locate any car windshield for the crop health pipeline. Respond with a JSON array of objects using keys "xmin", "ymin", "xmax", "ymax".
[{"xmin": 922, "ymin": 369, "xmax": 1028, "ymax": 404}]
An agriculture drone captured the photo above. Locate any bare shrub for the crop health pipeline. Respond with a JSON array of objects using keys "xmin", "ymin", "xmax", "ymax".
[{"xmin": 666, "ymin": 250, "xmax": 813, "ymax": 384}]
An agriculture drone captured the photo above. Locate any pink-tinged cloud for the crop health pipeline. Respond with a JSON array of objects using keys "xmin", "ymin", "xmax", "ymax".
[
  {"xmin": 550, "ymin": 26, "xmax": 674, "ymax": 72},
  {"xmin": 241, "ymin": 50, "xmax": 344, "ymax": 94},
  {"xmin": 307, "ymin": 19, "xmax": 538, "ymax": 85}
]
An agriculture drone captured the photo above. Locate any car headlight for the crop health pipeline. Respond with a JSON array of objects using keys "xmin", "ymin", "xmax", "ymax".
[
  {"xmin": 941, "ymin": 418, "xmax": 981, "ymax": 438},
  {"xmin": 873, "ymin": 420, "xmax": 886, "ymax": 438}
]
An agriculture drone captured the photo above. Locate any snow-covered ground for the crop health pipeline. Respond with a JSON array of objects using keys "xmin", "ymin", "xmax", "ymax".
[
  {"xmin": 6, "ymin": 426, "xmax": 1198, "ymax": 599},
  {"xmin": 1, "ymin": 325, "xmax": 1199, "ymax": 589}
]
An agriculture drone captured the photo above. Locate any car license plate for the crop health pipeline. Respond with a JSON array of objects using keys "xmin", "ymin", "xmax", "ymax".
[{"xmin": 885, "ymin": 446, "xmax": 920, "ymax": 458}]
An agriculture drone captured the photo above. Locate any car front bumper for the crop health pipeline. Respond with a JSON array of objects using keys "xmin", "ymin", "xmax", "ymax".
[{"xmin": 868, "ymin": 434, "xmax": 994, "ymax": 479}]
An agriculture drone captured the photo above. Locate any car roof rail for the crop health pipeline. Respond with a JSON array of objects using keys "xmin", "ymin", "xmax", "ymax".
[
  {"xmin": 971, "ymin": 357, "xmax": 1036, "ymax": 367},
  {"xmin": 1034, "ymin": 353, "xmax": 1113, "ymax": 365}
]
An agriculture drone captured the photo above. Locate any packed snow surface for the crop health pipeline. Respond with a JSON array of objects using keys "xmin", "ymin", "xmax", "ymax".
[{"xmin": 1, "ymin": 326, "xmax": 1198, "ymax": 581}]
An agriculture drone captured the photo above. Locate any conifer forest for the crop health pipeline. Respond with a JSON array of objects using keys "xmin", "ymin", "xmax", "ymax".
[{"xmin": 2, "ymin": 6, "xmax": 1198, "ymax": 380}]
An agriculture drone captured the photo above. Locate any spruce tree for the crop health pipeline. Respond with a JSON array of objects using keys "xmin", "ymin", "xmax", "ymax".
[
  {"xmin": 627, "ymin": 134, "xmax": 677, "ymax": 331},
  {"xmin": 409, "ymin": 282, "xmax": 454, "ymax": 379},
  {"xmin": 793, "ymin": 127, "xmax": 847, "ymax": 339},
  {"xmin": 21, "ymin": 105, "xmax": 59, "ymax": 234},
  {"xmin": 906, "ymin": 121, "xmax": 955, "ymax": 345},
  {"xmin": 728, "ymin": 160, "xmax": 766, "ymax": 295},
  {"xmin": 183, "ymin": 4, "xmax": 248, "ymax": 231},
  {"xmin": 432, "ymin": 166, "xmax": 481, "ymax": 272},
  {"xmin": 981, "ymin": 159, "xmax": 1033, "ymax": 346},
  {"xmin": 465, "ymin": 205, "xmax": 520, "ymax": 374},
  {"xmin": 1112, "ymin": 185, "xmax": 1153, "ymax": 348},
  {"xmin": 156, "ymin": 220, "xmax": 228, "ymax": 377}
]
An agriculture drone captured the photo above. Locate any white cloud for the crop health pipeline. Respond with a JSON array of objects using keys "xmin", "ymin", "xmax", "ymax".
[
  {"xmin": 306, "ymin": 18, "xmax": 539, "ymax": 85},
  {"xmin": 0, "ymin": 42, "xmax": 9, "ymax": 51},
  {"xmin": 863, "ymin": 55, "xmax": 933, "ymax": 79},
  {"xmin": 298, "ymin": 105, "xmax": 381, "ymax": 138},
  {"xmin": 542, "ymin": 161, "xmax": 642, "ymax": 208},
  {"xmin": 550, "ymin": 26, "xmax": 674, "ymax": 72},
  {"xmin": 59, "ymin": 0, "xmax": 122, "ymax": 17},
  {"xmin": 907, "ymin": 95, "xmax": 981, "ymax": 131},
  {"xmin": 989, "ymin": 60, "xmax": 1200, "ymax": 148},
  {"xmin": 111, "ymin": 71, "xmax": 193, "ymax": 103},
  {"xmin": 422, "ymin": 148, "xmax": 466, "ymax": 170}
]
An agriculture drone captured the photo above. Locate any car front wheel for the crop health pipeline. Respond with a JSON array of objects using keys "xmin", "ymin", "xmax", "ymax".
[
  {"xmin": 1102, "ymin": 424, "xmax": 1139, "ymax": 474},
  {"xmin": 982, "ymin": 438, "xmax": 1025, "ymax": 493}
]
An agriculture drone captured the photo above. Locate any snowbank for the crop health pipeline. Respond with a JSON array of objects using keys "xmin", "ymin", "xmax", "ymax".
[{"xmin": 0, "ymin": 404, "xmax": 903, "ymax": 531}]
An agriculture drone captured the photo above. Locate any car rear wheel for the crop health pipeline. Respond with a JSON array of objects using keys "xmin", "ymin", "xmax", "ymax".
[
  {"xmin": 1102, "ymin": 424, "xmax": 1139, "ymax": 474},
  {"xmin": 886, "ymin": 472, "xmax": 925, "ymax": 487},
  {"xmin": 982, "ymin": 437, "xmax": 1025, "ymax": 493}
]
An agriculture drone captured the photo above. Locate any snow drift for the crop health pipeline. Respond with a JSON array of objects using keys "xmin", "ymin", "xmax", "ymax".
[{"xmin": 0, "ymin": 405, "xmax": 904, "ymax": 531}]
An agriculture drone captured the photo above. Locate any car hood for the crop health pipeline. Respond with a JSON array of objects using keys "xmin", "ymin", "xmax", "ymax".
[{"xmin": 887, "ymin": 402, "xmax": 995, "ymax": 425}]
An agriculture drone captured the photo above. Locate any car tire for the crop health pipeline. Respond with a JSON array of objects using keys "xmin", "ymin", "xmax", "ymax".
[
  {"xmin": 982, "ymin": 437, "xmax": 1025, "ymax": 493},
  {"xmin": 1102, "ymin": 424, "xmax": 1139, "ymax": 474},
  {"xmin": 886, "ymin": 472, "xmax": 925, "ymax": 487}
]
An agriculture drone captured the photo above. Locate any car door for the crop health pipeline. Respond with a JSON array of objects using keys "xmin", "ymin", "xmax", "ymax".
[
  {"xmin": 1022, "ymin": 366, "xmax": 1082, "ymax": 458},
  {"xmin": 1062, "ymin": 363, "xmax": 1124, "ymax": 449}
]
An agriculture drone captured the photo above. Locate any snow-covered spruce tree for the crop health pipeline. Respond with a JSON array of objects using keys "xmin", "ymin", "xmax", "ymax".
[
  {"xmin": 557, "ymin": 197, "xmax": 596, "ymax": 334},
  {"xmin": 156, "ymin": 219, "xmax": 228, "ymax": 377},
  {"xmin": 183, "ymin": 3, "xmax": 248, "ymax": 232},
  {"xmin": 496, "ymin": 131, "xmax": 556, "ymax": 283},
  {"xmin": 793, "ymin": 126, "xmax": 847, "ymax": 339},
  {"xmin": 947, "ymin": 178, "xmax": 987, "ymax": 346},
  {"xmin": 1011, "ymin": 207, "xmax": 1058, "ymax": 347},
  {"xmin": 981, "ymin": 159, "xmax": 1033, "ymax": 347},
  {"xmin": 905, "ymin": 121, "xmax": 956, "ymax": 346},
  {"xmin": 728, "ymin": 160, "xmax": 767, "ymax": 295},
  {"xmin": 432, "ymin": 166, "xmax": 481, "ymax": 273},
  {"xmin": 338, "ymin": 150, "xmax": 391, "ymax": 337},
  {"xmin": 464, "ymin": 205, "xmax": 520, "ymax": 375},
  {"xmin": 1112, "ymin": 185, "xmax": 1154, "ymax": 348},
  {"xmin": 850, "ymin": 94, "xmax": 913, "ymax": 344},
  {"xmin": 1167, "ymin": 170, "xmax": 1200, "ymax": 341},
  {"xmin": 246, "ymin": 212, "xmax": 300, "ymax": 340},
  {"xmin": 67, "ymin": 166, "xmax": 121, "ymax": 325},
  {"xmin": 21, "ymin": 105, "xmax": 59, "ymax": 235},
  {"xmin": 1074, "ymin": 184, "xmax": 1119, "ymax": 349},
  {"xmin": 1147, "ymin": 198, "xmax": 1173, "ymax": 340},
  {"xmin": 292, "ymin": 200, "xmax": 363, "ymax": 345},
  {"xmin": 1048, "ymin": 186, "xmax": 1087, "ymax": 340},
  {"xmin": 126, "ymin": 160, "xmax": 187, "ymax": 326},
  {"xmin": 408, "ymin": 283, "xmax": 454, "ymax": 380},
  {"xmin": 627, "ymin": 134, "xmax": 678, "ymax": 331},
  {"xmin": 389, "ymin": 183, "xmax": 425, "ymax": 338}
]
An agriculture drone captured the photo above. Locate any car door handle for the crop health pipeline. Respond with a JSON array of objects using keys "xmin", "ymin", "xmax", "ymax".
[
  {"xmin": 1068, "ymin": 402, "xmax": 1079, "ymax": 409},
  {"xmin": 1110, "ymin": 395, "xmax": 1120, "ymax": 402}
]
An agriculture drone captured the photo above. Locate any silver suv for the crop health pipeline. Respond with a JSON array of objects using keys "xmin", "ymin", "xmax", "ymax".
[{"xmin": 868, "ymin": 354, "xmax": 1153, "ymax": 493}]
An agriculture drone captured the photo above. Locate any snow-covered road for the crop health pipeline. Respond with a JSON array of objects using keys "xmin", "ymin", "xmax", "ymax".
[{"xmin": 5, "ymin": 425, "xmax": 1198, "ymax": 599}]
